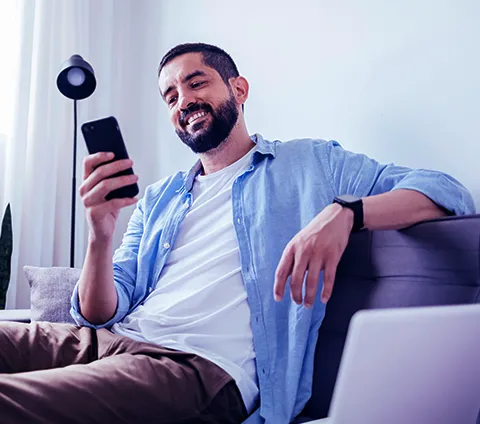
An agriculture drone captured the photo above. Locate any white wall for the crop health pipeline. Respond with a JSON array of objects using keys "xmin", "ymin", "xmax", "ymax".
[{"xmin": 154, "ymin": 0, "xmax": 480, "ymax": 209}]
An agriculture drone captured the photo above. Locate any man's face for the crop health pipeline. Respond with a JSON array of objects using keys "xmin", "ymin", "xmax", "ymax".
[{"xmin": 159, "ymin": 53, "xmax": 240, "ymax": 154}]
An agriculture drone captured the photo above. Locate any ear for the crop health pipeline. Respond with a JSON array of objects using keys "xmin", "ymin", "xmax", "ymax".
[{"xmin": 229, "ymin": 76, "xmax": 249, "ymax": 106}]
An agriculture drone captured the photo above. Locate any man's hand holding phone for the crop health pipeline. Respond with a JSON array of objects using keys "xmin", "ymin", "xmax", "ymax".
[{"xmin": 79, "ymin": 152, "xmax": 138, "ymax": 244}]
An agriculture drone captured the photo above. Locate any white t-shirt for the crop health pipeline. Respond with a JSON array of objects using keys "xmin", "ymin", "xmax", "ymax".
[{"xmin": 112, "ymin": 146, "xmax": 259, "ymax": 413}]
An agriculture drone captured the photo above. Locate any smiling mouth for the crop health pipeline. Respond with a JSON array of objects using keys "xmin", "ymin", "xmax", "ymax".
[{"xmin": 186, "ymin": 111, "xmax": 209, "ymax": 126}]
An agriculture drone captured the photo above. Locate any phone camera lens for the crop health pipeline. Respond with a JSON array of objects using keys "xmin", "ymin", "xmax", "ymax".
[{"xmin": 90, "ymin": 125, "xmax": 94, "ymax": 131}]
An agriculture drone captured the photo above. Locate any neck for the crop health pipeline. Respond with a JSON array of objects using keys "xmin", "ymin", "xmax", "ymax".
[{"xmin": 198, "ymin": 119, "xmax": 254, "ymax": 175}]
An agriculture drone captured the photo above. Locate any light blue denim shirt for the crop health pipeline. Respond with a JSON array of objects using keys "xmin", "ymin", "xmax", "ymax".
[{"xmin": 71, "ymin": 134, "xmax": 475, "ymax": 423}]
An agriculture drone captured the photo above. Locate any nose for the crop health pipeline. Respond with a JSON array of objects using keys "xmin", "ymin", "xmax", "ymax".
[{"xmin": 178, "ymin": 91, "xmax": 196, "ymax": 112}]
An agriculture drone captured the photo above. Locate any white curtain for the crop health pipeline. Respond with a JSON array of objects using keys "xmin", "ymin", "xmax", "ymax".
[{"xmin": 1, "ymin": 0, "xmax": 166, "ymax": 309}]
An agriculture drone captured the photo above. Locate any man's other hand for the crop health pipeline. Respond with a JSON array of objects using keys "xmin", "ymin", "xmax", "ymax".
[{"xmin": 273, "ymin": 203, "xmax": 353, "ymax": 307}]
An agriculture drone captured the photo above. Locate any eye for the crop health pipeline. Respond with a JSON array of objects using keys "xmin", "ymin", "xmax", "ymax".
[
  {"xmin": 167, "ymin": 96, "xmax": 177, "ymax": 106},
  {"xmin": 191, "ymin": 81, "xmax": 205, "ymax": 89}
]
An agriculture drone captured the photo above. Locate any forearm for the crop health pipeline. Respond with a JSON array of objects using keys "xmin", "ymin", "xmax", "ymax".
[
  {"xmin": 362, "ymin": 188, "xmax": 448, "ymax": 231},
  {"xmin": 78, "ymin": 238, "xmax": 118, "ymax": 325}
]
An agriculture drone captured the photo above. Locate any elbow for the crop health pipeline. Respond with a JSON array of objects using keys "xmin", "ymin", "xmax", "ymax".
[{"xmin": 78, "ymin": 303, "xmax": 118, "ymax": 327}]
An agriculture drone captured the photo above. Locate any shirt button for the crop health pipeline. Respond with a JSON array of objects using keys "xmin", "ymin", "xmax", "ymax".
[
  {"xmin": 163, "ymin": 242, "xmax": 171, "ymax": 249},
  {"xmin": 148, "ymin": 287, "xmax": 153, "ymax": 293},
  {"xmin": 183, "ymin": 202, "xmax": 189, "ymax": 209},
  {"xmin": 237, "ymin": 218, "xmax": 241, "ymax": 224}
]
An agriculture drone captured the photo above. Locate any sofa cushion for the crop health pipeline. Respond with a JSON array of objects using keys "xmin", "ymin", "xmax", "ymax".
[{"xmin": 23, "ymin": 266, "xmax": 81, "ymax": 324}]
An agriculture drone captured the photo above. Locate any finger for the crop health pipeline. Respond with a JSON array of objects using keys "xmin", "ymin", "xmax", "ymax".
[
  {"xmin": 80, "ymin": 158, "xmax": 134, "ymax": 197},
  {"xmin": 290, "ymin": 253, "xmax": 309, "ymax": 305},
  {"xmin": 304, "ymin": 259, "xmax": 322, "ymax": 308},
  {"xmin": 274, "ymin": 244, "xmax": 295, "ymax": 301},
  {"xmin": 321, "ymin": 260, "xmax": 338, "ymax": 303},
  {"xmin": 83, "ymin": 173, "xmax": 138, "ymax": 207},
  {"xmin": 83, "ymin": 152, "xmax": 114, "ymax": 180},
  {"xmin": 83, "ymin": 174, "xmax": 139, "ymax": 207}
]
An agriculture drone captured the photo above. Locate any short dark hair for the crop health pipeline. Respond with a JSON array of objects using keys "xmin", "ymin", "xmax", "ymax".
[{"xmin": 157, "ymin": 43, "xmax": 240, "ymax": 86}]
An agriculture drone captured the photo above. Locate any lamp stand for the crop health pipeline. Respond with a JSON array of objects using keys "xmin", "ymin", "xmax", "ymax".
[{"xmin": 70, "ymin": 99, "xmax": 77, "ymax": 268}]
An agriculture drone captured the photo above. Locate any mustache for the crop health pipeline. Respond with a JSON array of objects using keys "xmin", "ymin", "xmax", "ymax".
[{"xmin": 179, "ymin": 103, "xmax": 213, "ymax": 127}]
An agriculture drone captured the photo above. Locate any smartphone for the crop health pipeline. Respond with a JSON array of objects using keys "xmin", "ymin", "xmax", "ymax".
[{"xmin": 81, "ymin": 116, "xmax": 139, "ymax": 200}]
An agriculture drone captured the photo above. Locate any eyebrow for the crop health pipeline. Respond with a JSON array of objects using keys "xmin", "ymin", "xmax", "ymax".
[{"xmin": 162, "ymin": 70, "xmax": 208, "ymax": 99}]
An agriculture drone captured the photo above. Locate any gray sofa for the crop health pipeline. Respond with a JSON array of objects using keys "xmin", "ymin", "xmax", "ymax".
[
  {"xmin": 1, "ymin": 214, "xmax": 479, "ymax": 423},
  {"xmin": 297, "ymin": 213, "xmax": 480, "ymax": 422}
]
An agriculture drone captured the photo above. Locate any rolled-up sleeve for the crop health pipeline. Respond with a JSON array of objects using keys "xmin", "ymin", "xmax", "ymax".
[
  {"xmin": 70, "ymin": 197, "xmax": 145, "ymax": 328},
  {"xmin": 324, "ymin": 140, "xmax": 476, "ymax": 216}
]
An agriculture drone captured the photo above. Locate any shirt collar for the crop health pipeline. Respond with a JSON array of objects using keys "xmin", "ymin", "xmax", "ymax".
[
  {"xmin": 251, "ymin": 133, "xmax": 276, "ymax": 158},
  {"xmin": 178, "ymin": 133, "xmax": 276, "ymax": 193}
]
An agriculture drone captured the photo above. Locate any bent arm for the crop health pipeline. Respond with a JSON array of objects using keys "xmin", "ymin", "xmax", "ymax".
[
  {"xmin": 70, "ymin": 199, "xmax": 145, "ymax": 328},
  {"xmin": 323, "ymin": 140, "xmax": 476, "ymax": 218}
]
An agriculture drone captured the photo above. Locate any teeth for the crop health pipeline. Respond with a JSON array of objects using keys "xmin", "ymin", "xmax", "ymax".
[{"xmin": 187, "ymin": 111, "xmax": 207, "ymax": 125}]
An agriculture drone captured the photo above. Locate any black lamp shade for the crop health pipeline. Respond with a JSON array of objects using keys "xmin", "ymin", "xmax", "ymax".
[{"xmin": 56, "ymin": 54, "xmax": 96, "ymax": 100}]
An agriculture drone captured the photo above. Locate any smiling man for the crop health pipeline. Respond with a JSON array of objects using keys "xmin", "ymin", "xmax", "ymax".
[{"xmin": 0, "ymin": 43, "xmax": 475, "ymax": 424}]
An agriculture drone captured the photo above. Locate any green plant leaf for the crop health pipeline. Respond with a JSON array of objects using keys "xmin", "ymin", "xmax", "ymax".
[{"xmin": 0, "ymin": 204, "xmax": 13, "ymax": 310}]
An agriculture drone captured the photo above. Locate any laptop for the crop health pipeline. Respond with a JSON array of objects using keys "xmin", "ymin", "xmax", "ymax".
[{"xmin": 310, "ymin": 304, "xmax": 480, "ymax": 424}]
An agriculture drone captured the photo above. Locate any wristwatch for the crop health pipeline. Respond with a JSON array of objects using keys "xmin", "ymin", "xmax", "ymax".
[{"xmin": 333, "ymin": 194, "xmax": 364, "ymax": 232}]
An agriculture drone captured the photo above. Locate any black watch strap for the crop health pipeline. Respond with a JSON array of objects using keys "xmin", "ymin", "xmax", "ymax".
[{"xmin": 333, "ymin": 195, "xmax": 364, "ymax": 232}]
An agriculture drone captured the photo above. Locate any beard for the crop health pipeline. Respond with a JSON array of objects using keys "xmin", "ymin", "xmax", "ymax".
[{"xmin": 175, "ymin": 94, "xmax": 239, "ymax": 154}]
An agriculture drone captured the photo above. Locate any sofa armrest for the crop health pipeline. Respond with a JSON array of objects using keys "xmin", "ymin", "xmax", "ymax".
[{"xmin": 0, "ymin": 309, "xmax": 31, "ymax": 322}]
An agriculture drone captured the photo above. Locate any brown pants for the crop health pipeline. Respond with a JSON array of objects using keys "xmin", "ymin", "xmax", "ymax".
[{"xmin": 0, "ymin": 321, "xmax": 248, "ymax": 424}]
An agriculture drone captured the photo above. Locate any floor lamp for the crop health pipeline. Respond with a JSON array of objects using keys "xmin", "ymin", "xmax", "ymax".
[{"xmin": 56, "ymin": 55, "xmax": 96, "ymax": 268}]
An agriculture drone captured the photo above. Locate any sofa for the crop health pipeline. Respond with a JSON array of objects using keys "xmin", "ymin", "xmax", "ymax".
[{"xmin": 1, "ymin": 214, "xmax": 479, "ymax": 423}]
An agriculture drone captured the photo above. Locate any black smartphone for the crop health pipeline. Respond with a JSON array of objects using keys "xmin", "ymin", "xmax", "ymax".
[{"xmin": 81, "ymin": 116, "xmax": 139, "ymax": 200}]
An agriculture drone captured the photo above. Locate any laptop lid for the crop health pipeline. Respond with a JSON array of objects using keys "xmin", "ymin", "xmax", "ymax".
[{"xmin": 328, "ymin": 304, "xmax": 480, "ymax": 424}]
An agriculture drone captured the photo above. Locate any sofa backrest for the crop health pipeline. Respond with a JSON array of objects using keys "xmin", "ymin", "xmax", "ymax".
[{"xmin": 302, "ymin": 214, "xmax": 480, "ymax": 419}]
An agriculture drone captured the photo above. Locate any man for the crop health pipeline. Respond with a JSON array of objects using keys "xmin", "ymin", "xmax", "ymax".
[{"xmin": 0, "ymin": 43, "xmax": 475, "ymax": 424}]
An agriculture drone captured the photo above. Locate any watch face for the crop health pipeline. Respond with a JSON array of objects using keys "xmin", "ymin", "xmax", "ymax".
[{"xmin": 337, "ymin": 194, "xmax": 361, "ymax": 203}]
